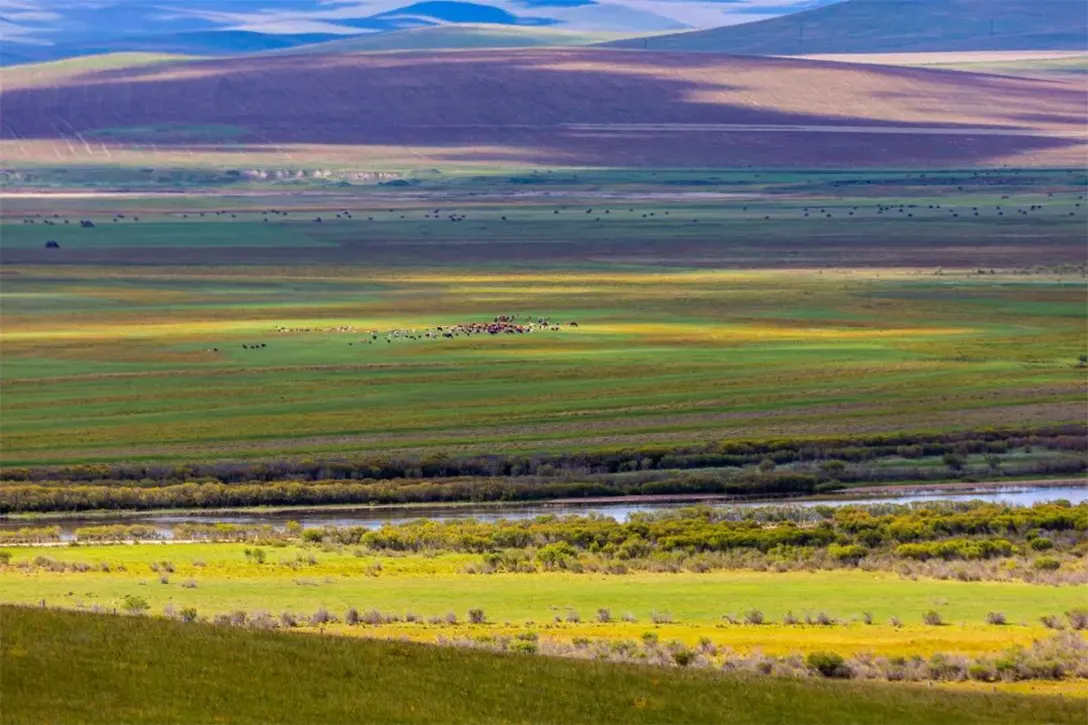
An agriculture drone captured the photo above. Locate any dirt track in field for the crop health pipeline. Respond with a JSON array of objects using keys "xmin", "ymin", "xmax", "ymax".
[{"xmin": 1, "ymin": 49, "xmax": 1085, "ymax": 168}]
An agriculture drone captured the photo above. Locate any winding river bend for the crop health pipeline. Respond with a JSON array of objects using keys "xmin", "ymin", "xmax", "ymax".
[{"xmin": 4, "ymin": 484, "xmax": 1085, "ymax": 541}]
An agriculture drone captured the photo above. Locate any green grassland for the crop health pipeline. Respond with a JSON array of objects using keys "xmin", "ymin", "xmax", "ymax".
[
  {"xmin": 927, "ymin": 56, "xmax": 1088, "ymax": 78},
  {"xmin": 3, "ymin": 541, "xmax": 1084, "ymax": 658},
  {"xmin": 5, "ymin": 606, "xmax": 1081, "ymax": 725},
  {"xmin": 1, "ymin": 178, "xmax": 1085, "ymax": 466}
]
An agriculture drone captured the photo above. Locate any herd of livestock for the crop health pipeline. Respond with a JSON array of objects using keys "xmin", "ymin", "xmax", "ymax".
[{"xmin": 211, "ymin": 316, "xmax": 582, "ymax": 352}]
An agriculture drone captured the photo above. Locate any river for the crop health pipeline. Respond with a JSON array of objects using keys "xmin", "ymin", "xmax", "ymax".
[{"xmin": 4, "ymin": 484, "xmax": 1085, "ymax": 540}]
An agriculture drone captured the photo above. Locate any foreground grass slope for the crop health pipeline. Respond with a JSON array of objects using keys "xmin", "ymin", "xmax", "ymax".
[{"xmin": 2, "ymin": 606, "xmax": 1082, "ymax": 725}]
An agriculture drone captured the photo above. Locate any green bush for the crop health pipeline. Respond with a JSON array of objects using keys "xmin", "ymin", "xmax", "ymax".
[
  {"xmin": 828, "ymin": 543, "xmax": 867, "ymax": 564},
  {"xmin": 922, "ymin": 610, "xmax": 944, "ymax": 626},
  {"xmin": 806, "ymin": 651, "xmax": 850, "ymax": 678},
  {"xmin": 672, "ymin": 650, "xmax": 697, "ymax": 667},
  {"xmin": 121, "ymin": 594, "xmax": 149, "ymax": 615},
  {"xmin": 967, "ymin": 664, "xmax": 995, "ymax": 682},
  {"xmin": 1029, "ymin": 537, "xmax": 1054, "ymax": 551},
  {"xmin": 1033, "ymin": 557, "xmax": 1061, "ymax": 571}
]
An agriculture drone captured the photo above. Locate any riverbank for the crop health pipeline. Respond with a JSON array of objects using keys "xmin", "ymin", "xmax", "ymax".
[{"xmin": 3, "ymin": 476, "xmax": 1084, "ymax": 526}]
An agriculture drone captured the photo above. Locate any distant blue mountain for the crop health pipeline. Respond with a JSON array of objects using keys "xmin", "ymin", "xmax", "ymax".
[
  {"xmin": 366, "ymin": 1, "xmax": 556, "ymax": 26},
  {"xmin": 0, "ymin": 0, "xmax": 861, "ymax": 65}
]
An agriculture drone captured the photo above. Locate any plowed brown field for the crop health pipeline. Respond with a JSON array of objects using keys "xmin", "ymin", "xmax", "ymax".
[{"xmin": 2, "ymin": 49, "xmax": 1085, "ymax": 168}]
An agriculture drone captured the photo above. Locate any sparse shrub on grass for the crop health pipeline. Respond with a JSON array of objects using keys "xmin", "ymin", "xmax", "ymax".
[
  {"xmin": 782, "ymin": 611, "xmax": 798, "ymax": 625},
  {"xmin": 968, "ymin": 663, "xmax": 996, "ymax": 682},
  {"xmin": 1040, "ymin": 614, "xmax": 1064, "ymax": 630},
  {"xmin": 158, "ymin": 574, "xmax": 170, "ymax": 585},
  {"xmin": 180, "ymin": 578, "xmax": 198, "ymax": 589},
  {"xmin": 621, "ymin": 612, "xmax": 637, "ymax": 623},
  {"xmin": 650, "ymin": 610, "xmax": 672, "ymax": 624},
  {"xmin": 248, "ymin": 611, "xmax": 278, "ymax": 630},
  {"xmin": 121, "ymin": 594, "xmax": 149, "ymax": 615},
  {"xmin": 243, "ymin": 548, "xmax": 266, "ymax": 565},
  {"xmin": 279, "ymin": 612, "xmax": 299, "ymax": 628},
  {"xmin": 1033, "ymin": 557, "xmax": 1061, "ymax": 571},
  {"xmin": 889, "ymin": 616, "xmax": 902, "ymax": 628},
  {"xmin": 345, "ymin": 607, "xmax": 361, "ymax": 625},
  {"xmin": 596, "ymin": 608, "xmax": 612, "ymax": 623},
  {"xmin": 309, "ymin": 607, "xmax": 335, "ymax": 626},
  {"xmin": 640, "ymin": 632, "xmax": 659, "ymax": 647},
  {"xmin": 1066, "ymin": 608, "xmax": 1088, "ymax": 630},
  {"xmin": 0, "ymin": 551, "xmax": 11, "ymax": 565},
  {"xmin": 744, "ymin": 609, "xmax": 764, "ymax": 625},
  {"xmin": 923, "ymin": 610, "xmax": 944, "ymax": 626},
  {"xmin": 1030, "ymin": 537, "xmax": 1054, "ymax": 551},
  {"xmin": 360, "ymin": 610, "xmax": 385, "ymax": 625},
  {"xmin": 444, "ymin": 612, "xmax": 458, "ymax": 625},
  {"xmin": 986, "ymin": 611, "xmax": 1007, "ymax": 626},
  {"xmin": 213, "ymin": 611, "xmax": 247, "ymax": 627},
  {"xmin": 862, "ymin": 612, "xmax": 873, "ymax": 625},
  {"xmin": 468, "ymin": 608, "xmax": 486, "ymax": 624},
  {"xmin": 178, "ymin": 607, "xmax": 198, "ymax": 623},
  {"xmin": 806, "ymin": 651, "xmax": 850, "ymax": 679},
  {"xmin": 672, "ymin": 649, "xmax": 696, "ymax": 667},
  {"xmin": 813, "ymin": 612, "xmax": 835, "ymax": 626},
  {"xmin": 565, "ymin": 609, "xmax": 580, "ymax": 623}
]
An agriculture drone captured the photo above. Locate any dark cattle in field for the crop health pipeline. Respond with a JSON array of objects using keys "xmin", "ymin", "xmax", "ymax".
[
  {"xmin": 44, "ymin": 240, "xmax": 60, "ymax": 249},
  {"xmin": 80, "ymin": 220, "xmax": 95, "ymax": 228}
]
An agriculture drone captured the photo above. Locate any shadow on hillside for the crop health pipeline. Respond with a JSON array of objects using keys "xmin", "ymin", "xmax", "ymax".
[{"xmin": 1, "ymin": 50, "xmax": 1083, "ymax": 167}]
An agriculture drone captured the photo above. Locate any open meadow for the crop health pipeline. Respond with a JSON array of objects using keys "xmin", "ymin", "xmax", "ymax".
[
  {"xmin": 2, "ymin": 27, "xmax": 1087, "ymax": 723},
  {"xmin": 1, "ymin": 171, "xmax": 1086, "ymax": 468}
]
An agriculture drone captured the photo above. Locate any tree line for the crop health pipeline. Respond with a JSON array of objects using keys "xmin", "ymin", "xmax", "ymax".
[{"xmin": 2, "ymin": 425, "xmax": 1082, "ymax": 485}]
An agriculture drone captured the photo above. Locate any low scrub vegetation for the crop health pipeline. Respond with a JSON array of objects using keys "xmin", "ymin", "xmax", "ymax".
[{"xmin": 1, "ymin": 427, "xmax": 1082, "ymax": 513}]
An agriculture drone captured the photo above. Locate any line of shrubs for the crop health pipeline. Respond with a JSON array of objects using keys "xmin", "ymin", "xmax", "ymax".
[
  {"xmin": 3, "ymin": 425, "xmax": 1082, "ymax": 485},
  {"xmin": 3, "ymin": 449, "xmax": 1085, "ymax": 514},
  {"xmin": 104, "ymin": 600, "xmax": 1086, "ymax": 683},
  {"xmin": 0, "ymin": 471, "xmax": 826, "ymax": 514}
]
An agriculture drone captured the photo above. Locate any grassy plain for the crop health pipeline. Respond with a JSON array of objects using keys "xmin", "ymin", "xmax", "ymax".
[
  {"xmin": 6, "ymin": 606, "xmax": 1082, "ymax": 725},
  {"xmin": 3, "ymin": 542, "xmax": 1084, "ymax": 659},
  {"xmin": 1, "ymin": 175, "xmax": 1085, "ymax": 466}
]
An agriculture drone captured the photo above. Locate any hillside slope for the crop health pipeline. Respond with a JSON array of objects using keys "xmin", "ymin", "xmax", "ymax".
[
  {"xmin": 272, "ymin": 25, "xmax": 635, "ymax": 54},
  {"xmin": 1, "ymin": 49, "xmax": 1083, "ymax": 169},
  {"xmin": 3, "ymin": 607, "xmax": 1083, "ymax": 725},
  {"xmin": 604, "ymin": 0, "xmax": 1088, "ymax": 55}
]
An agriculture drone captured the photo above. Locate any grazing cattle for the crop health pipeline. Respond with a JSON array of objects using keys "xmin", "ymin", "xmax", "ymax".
[{"xmin": 44, "ymin": 240, "xmax": 60, "ymax": 249}]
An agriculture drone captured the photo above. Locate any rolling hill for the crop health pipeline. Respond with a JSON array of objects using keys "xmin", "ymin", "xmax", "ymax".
[
  {"xmin": 603, "ymin": 0, "xmax": 1088, "ymax": 55},
  {"xmin": 272, "ymin": 25, "xmax": 638, "ymax": 55},
  {"xmin": 1, "ymin": 49, "xmax": 1083, "ymax": 169}
]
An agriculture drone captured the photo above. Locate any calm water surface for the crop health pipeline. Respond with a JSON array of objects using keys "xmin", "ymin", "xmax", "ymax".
[{"xmin": 6, "ymin": 485, "xmax": 1086, "ymax": 540}]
